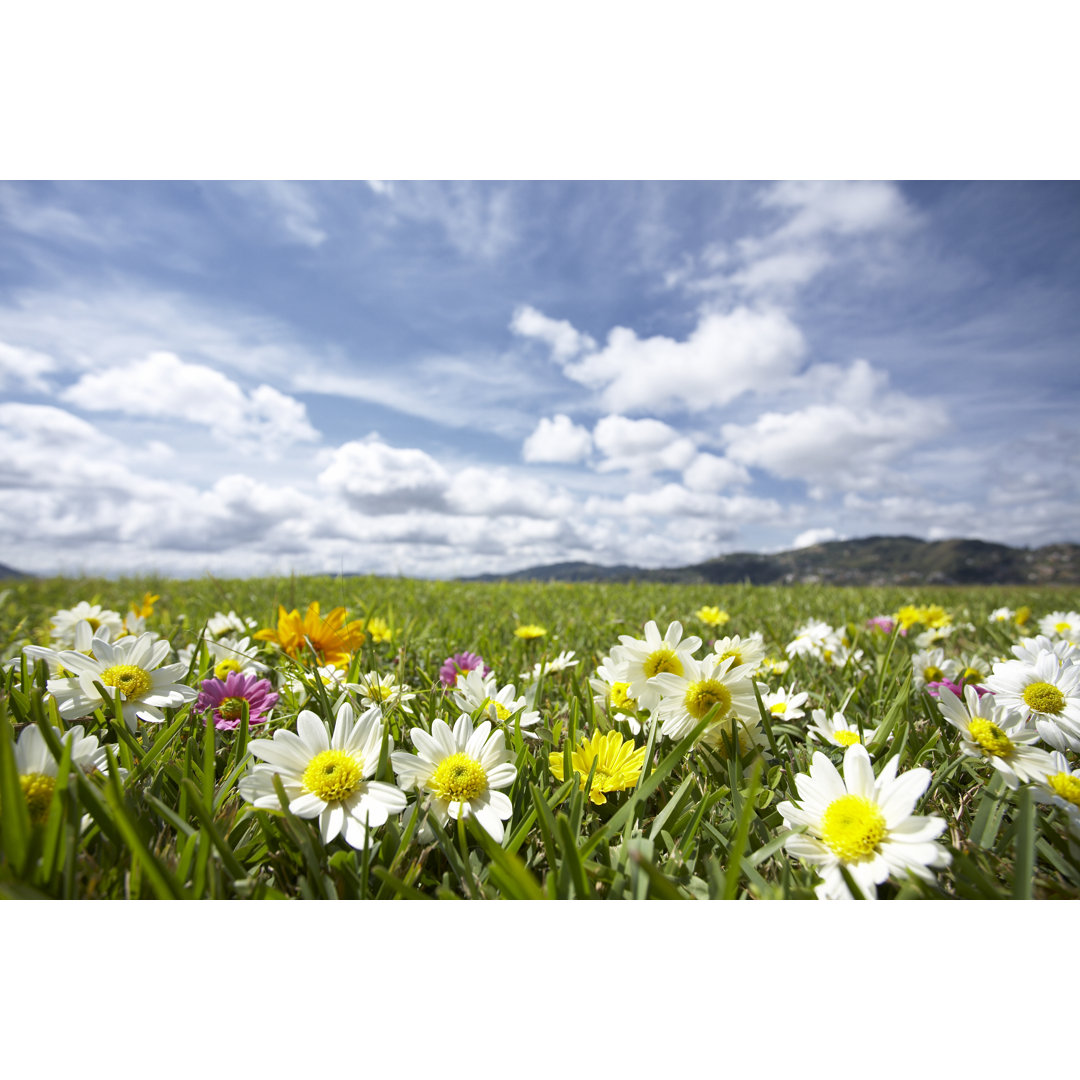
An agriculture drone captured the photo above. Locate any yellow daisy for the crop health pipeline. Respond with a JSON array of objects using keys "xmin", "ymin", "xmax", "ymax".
[
  {"xmin": 549, "ymin": 730, "xmax": 647, "ymax": 805},
  {"xmin": 514, "ymin": 624, "xmax": 547, "ymax": 640},
  {"xmin": 254, "ymin": 602, "xmax": 366, "ymax": 667},
  {"xmin": 695, "ymin": 605, "xmax": 730, "ymax": 627}
]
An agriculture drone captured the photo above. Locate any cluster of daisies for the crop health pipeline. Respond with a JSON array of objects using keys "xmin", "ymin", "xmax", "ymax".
[{"xmin": 6, "ymin": 592, "xmax": 1080, "ymax": 900}]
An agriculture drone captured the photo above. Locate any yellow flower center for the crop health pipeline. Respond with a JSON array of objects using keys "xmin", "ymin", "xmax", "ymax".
[
  {"xmin": 961, "ymin": 667, "xmax": 982, "ymax": 681},
  {"xmin": 684, "ymin": 678, "xmax": 732, "ymax": 721},
  {"xmin": 610, "ymin": 682, "xmax": 637, "ymax": 710},
  {"xmin": 214, "ymin": 658, "xmax": 244, "ymax": 680},
  {"xmin": 1055, "ymin": 621, "xmax": 1072, "ymax": 634},
  {"xmin": 820, "ymin": 794, "xmax": 886, "ymax": 860},
  {"xmin": 20, "ymin": 772, "xmax": 56, "ymax": 823},
  {"xmin": 217, "ymin": 697, "xmax": 245, "ymax": 720},
  {"xmin": 644, "ymin": 647, "xmax": 683, "ymax": 678},
  {"xmin": 1023, "ymin": 681, "xmax": 1066, "ymax": 716},
  {"xmin": 481, "ymin": 698, "xmax": 511, "ymax": 722},
  {"xmin": 100, "ymin": 663, "xmax": 153, "ymax": 700},
  {"xmin": 968, "ymin": 718, "xmax": 1013, "ymax": 757},
  {"xmin": 367, "ymin": 684, "xmax": 394, "ymax": 701},
  {"xmin": 86, "ymin": 617, "xmax": 101, "ymax": 631},
  {"xmin": 770, "ymin": 702, "xmax": 786, "ymax": 715},
  {"xmin": 1047, "ymin": 772, "xmax": 1080, "ymax": 808},
  {"xmin": 301, "ymin": 749, "xmax": 364, "ymax": 803},
  {"xmin": 718, "ymin": 649, "xmax": 743, "ymax": 666},
  {"xmin": 834, "ymin": 730, "xmax": 861, "ymax": 746},
  {"xmin": 429, "ymin": 752, "xmax": 488, "ymax": 803},
  {"xmin": 923, "ymin": 665, "xmax": 944, "ymax": 683}
]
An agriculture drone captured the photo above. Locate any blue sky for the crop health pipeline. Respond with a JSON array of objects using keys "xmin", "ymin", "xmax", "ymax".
[{"xmin": 1, "ymin": 180, "xmax": 1078, "ymax": 578}]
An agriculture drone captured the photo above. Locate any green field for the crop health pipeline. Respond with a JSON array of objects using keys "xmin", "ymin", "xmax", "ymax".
[{"xmin": 3, "ymin": 575, "xmax": 1080, "ymax": 899}]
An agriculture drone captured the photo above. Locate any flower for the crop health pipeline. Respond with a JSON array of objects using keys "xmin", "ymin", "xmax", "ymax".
[
  {"xmin": 439, "ymin": 651, "xmax": 490, "ymax": 687},
  {"xmin": 1038, "ymin": 610, "xmax": 1080, "ymax": 642},
  {"xmin": 988, "ymin": 607, "xmax": 1015, "ymax": 625},
  {"xmin": 520, "ymin": 650, "xmax": 579, "ymax": 680},
  {"xmin": 610, "ymin": 620, "xmax": 702, "ymax": 713},
  {"xmin": 130, "ymin": 592, "xmax": 159, "ymax": 619},
  {"xmin": 363, "ymin": 616, "xmax": 393, "ymax": 644},
  {"xmin": 807, "ymin": 708, "xmax": 877, "ymax": 750},
  {"xmin": 866, "ymin": 615, "xmax": 896, "ymax": 634},
  {"xmin": 1033, "ymin": 752, "xmax": 1080, "ymax": 834},
  {"xmin": 451, "ymin": 667, "xmax": 540, "ymax": 736},
  {"xmin": 207, "ymin": 610, "xmax": 257, "ymax": 638},
  {"xmin": 391, "ymin": 715, "xmax": 517, "ymax": 842},
  {"xmin": 549, "ymin": 730, "xmax": 646, "ymax": 804},
  {"xmin": 514, "ymin": 624, "xmax": 547, "ymax": 640},
  {"xmin": 912, "ymin": 648, "xmax": 959, "ymax": 691},
  {"xmin": 589, "ymin": 657, "xmax": 643, "ymax": 734},
  {"xmin": 253, "ymin": 602, "xmax": 366, "ymax": 667},
  {"xmin": 777, "ymin": 743, "xmax": 951, "ymax": 900},
  {"xmin": 936, "ymin": 684, "xmax": 1054, "ymax": 788},
  {"xmin": 785, "ymin": 619, "xmax": 835, "ymax": 659},
  {"xmin": 348, "ymin": 671, "xmax": 417, "ymax": 711},
  {"xmin": 983, "ymin": 651, "xmax": 1080, "ymax": 752},
  {"xmin": 49, "ymin": 602, "xmax": 124, "ymax": 648},
  {"xmin": 196, "ymin": 671, "xmax": 279, "ymax": 730},
  {"xmin": 238, "ymin": 703, "xmax": 406, "ymax": 848},
  {"xmin": 50, "ymin": 632, "xmax": 196, "ymax": 729},
  {"xmin": 650, "ymin": 654, "xmax": 758, "ymax": 743},
  {"xmin": 711, "ymin": 633, "xmax": 767, "ymax": 674},
  {"xmin": 760, "ymin": 683, "xmax": 809, "ymax": 721},
  {"xmin": 8, "ymin": 724, "xmax": 123, "ymax": 823},
  {"xmin": 695, "ymin": 606, "xmax": 730, "ymax": 628}
]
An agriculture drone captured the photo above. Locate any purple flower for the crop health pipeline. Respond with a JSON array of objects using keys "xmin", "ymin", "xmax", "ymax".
[
  {"xmin": 196, "ymin": 671, "xmax": 280, "ymax": 731},
  {"xmin": 866, "ymin": 616, "xmax": 896, "ymax": 634},
  {"xmin": 926, "ymin": 678, "xmax": 991, "ymax": 700},
  {"xmin": 439, "ymin": 651, "xmax": 491, "ymax": 687}
]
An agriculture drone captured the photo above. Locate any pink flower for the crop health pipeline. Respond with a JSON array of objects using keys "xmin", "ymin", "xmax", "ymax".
[
  {"xmin": 196, "ymin": 671, "xmax": 279, "ymax": 730},
  {"xmin": 926, "ymin": 678, "xmax": 991, "ymax": 700},
  {"xmin": 439, "ymin": 651, "xmax": 491, "ymax": 687},
  {"xmin": 866, "ymin": 616, "xmax": 896, "ymax": 634}
]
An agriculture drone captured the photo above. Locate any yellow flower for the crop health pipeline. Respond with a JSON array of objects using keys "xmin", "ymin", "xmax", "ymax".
[
  {"xmin": 364, "ymin": 616, "xmax": 392, "ymax": 644},
  {"xmin": 130, "ymin": 592, "xmax": 159, "ymax": 619},
  {"xmin": 1015, "ymin": 605, "xmax": 1032, "ymax": 628},
  {"xmin": 894, "ymin": 603, "xmax": 952, "ymax": 631},
  {"xmin": 695, "ymin": 605, "xmax": 730, "ymax": 627},
  {"xmin": 514, "ymin": 624, "xmax": 547, "ymax": 640},
  {"xmin": 549, "ymin": 730, "xmax": 647, "ymax": 805},
  {"xmin": 254, "ymin": 602, "xmax": 366, "ymax": 667}
]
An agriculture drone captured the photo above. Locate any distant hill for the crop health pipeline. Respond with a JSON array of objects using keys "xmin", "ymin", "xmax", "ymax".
[
  {"xmin": 463, "ymin": 537, "xmax": 1080, "ymax": 586},
  {"xmin": 0, "ymin": 562, "xmax": 27, "ymax": 579}
]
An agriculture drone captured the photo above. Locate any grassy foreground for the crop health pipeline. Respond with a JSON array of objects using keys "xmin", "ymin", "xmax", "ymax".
[{"xmin": 2, "ymin": 574, "xmax": 1079, "ymax": 900}]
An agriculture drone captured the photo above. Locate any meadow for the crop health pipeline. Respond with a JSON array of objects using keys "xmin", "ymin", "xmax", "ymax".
[{"xmin": 2, "ymin": 573, "xmax": 1079, "ymax": 900}]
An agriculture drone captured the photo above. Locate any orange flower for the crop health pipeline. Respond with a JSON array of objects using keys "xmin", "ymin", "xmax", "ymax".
[{"xmin": 254, "ymin": 602, "xmax": 366, "ymax": 667}]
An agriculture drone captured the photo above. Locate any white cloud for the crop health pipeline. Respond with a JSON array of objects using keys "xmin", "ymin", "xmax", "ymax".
[
  {"xmin": 0, "ymin": 340, "xmax": 55, "ymax": 393},
  {"xmin": 316, "ymin": 436, "xmax": 449, "ymax": 513},
  {"xmin": 510, "ymin": 305, "xmax": 596, "ymax": 363},
  {"xmin": 223, "ymin": 181, "xmax": 327, "ymax": 247},
  {"xmin": 561, "ymin": 307, "xmax": 806, "ymax": 414},
  {"xmin": 721, "ymin": 359, "xmax": 945, "ymax": 492},
  {"xmin": 522, "ymin": 414, "xmax": 593, "ymax": 464},
  {"xmin": 792, "ymin": 527, "xmax": 841, "ymax": 548},
  {"xmin": 60, "ymin": 352, "xmax": 320, "ymax": 454},
  {"xmin": 446, "ymin": 467, "xmax": 573, "ymax": 519},
  {"xmin": 760, "ymin": 181, "xmax": 912, "ymax": 241},
  {"xmin": 592, "ymin": 414, "xmax": 696, "ymax": 475},
  {"xmin": 728, "ymin": 249, "xmax": 830, "ymax": 295},
  {"xmin": 682, "ymin": 452, "xmax": 750, "ymax": 492}
]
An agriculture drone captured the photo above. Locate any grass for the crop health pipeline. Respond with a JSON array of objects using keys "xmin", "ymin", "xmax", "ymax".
[{"xmin": 2, "ymin": 574, "xmax": 1079, "ymax": 900}]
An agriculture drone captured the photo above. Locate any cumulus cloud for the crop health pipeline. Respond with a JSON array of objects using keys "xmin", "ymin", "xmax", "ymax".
[
  {"xmin": 760, "ymin": 181, "xmax": 912, "ymax": 241},
  {"xmin": 792, "ymin": 527, "xmax": 841, "ymax": 549},
  {"xmin": 60, "ymin": 352, "xmax": 320, "ymax": 455},
  {"xmin": 510, "ymin": 305, "xmax": 597, "ymax": 363},
  {"xmin": 522, "ymin": 414, "xmax": 593, "ymax": 464},
  {"xmin": 721, "ymin": 359, "xmax": 945, "ymax": 492},
  {"xmin": 317, "ymin": 436, "xmax": 450, "ymax": 513},
  {"xmin": 560, "ymin": 307, "xmax": 806, "ymax": 414},
  {"xmin": 682, "ymin": 452, "xmax": 751, "ymax": 492},
  {"xmin": 0, "ymin": 340, "xmax": 55, "ymax": 393},
  {"xmin": 592, "ymin": 415, "xmax": 696, "ymax": 475}
]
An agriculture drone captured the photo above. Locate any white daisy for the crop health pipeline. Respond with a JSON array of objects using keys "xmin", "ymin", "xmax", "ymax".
[
  {"xmin": 778, "ymin": 743, "xmax": 950, "ymax": 900},
  {"xmin": 391, "ymin": 715, "xmax": 516, "ymax": 842},
  {"xmin": 10, "ymin": 723, "xmax": 125, "ymax": 823},
  {"xmin": 955, "ymin": 653, "xmax": 991, "ymax": 686},
  {"xmin": 520, "ymin": 650, "xmax": 579, "ymax": 680},
  {"xmin": 710, "ymin": 633, "xmax": 767, "ymax": 674},
  {"xmin": 1009, "ymin": 634, "xmax": 1078, "ymax": 668},
  {"xmin": 50, "ymin": 632, "xmax": 196, "ymax": 729},
  {"xmin": 589, "ymin": 655, "xmax": 644, "ymax": 734},
  {"xmin": 16, "ymin": 619, "xmax": 109, "ymax": 678},
  {"xmin": 983, "ymin": 652, "xmax": 1080, "ymax": 752},
  {"xmin": 936, "ymin": 684, "xmax": 1054, "ymax": 787},
  {"xmin": 650, "ymin": 654, "xmax": 758, "ymax": 743},
  {"xmin": 1032, "ymin": 751, "xmax": 1080, "ymax": 834},
  {"xmin": 785, "ymin": 619, "xmax": 834, "ymax": 661},
  {"xmin": 451, "ymin": 667, "xmax": 540, "ymax": 736},
  {"xmin": 1038, "ymin": 610, "xmax": 1080, "ymax": 643},
  {"xmin": 347, "ymin": 671, "xmax": 417, "ymax": 711},
  {"xmin": 49, "ymin": 602, "xmax": 124, "ymax": 648},
  {"xmin": 914, "ymin": 625, "xmax": 955, "ymax": 649},
  {"xmin": 609, "ymin": 620, "xmax": 702, "ymax": 712},
  {"xmin": 807, "ymin": 708, "xmax": 877, "ymax": 751},
  {"xmin": 206, "ymin": 610, "xmax": 258, "ymax": 638},
  {"xmin": 238, "ymin": 703, "xmax": 406, "ymax": 848},
  {"xmin": 988, "ymin": 607, "xmax": 1015, "ymax": 625},
  {"xmin": 760, "ymin": 683, "xmax": 809, "ymax": 721},
  {"xmin": 912, "ymin": 648, "xmax": 959, "ymax": 690}
]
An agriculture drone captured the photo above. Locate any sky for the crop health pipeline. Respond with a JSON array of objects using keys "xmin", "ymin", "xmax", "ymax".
[{"xmin": 1, "ymin": 179, "xmax": 1079, "ymax": 579}]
